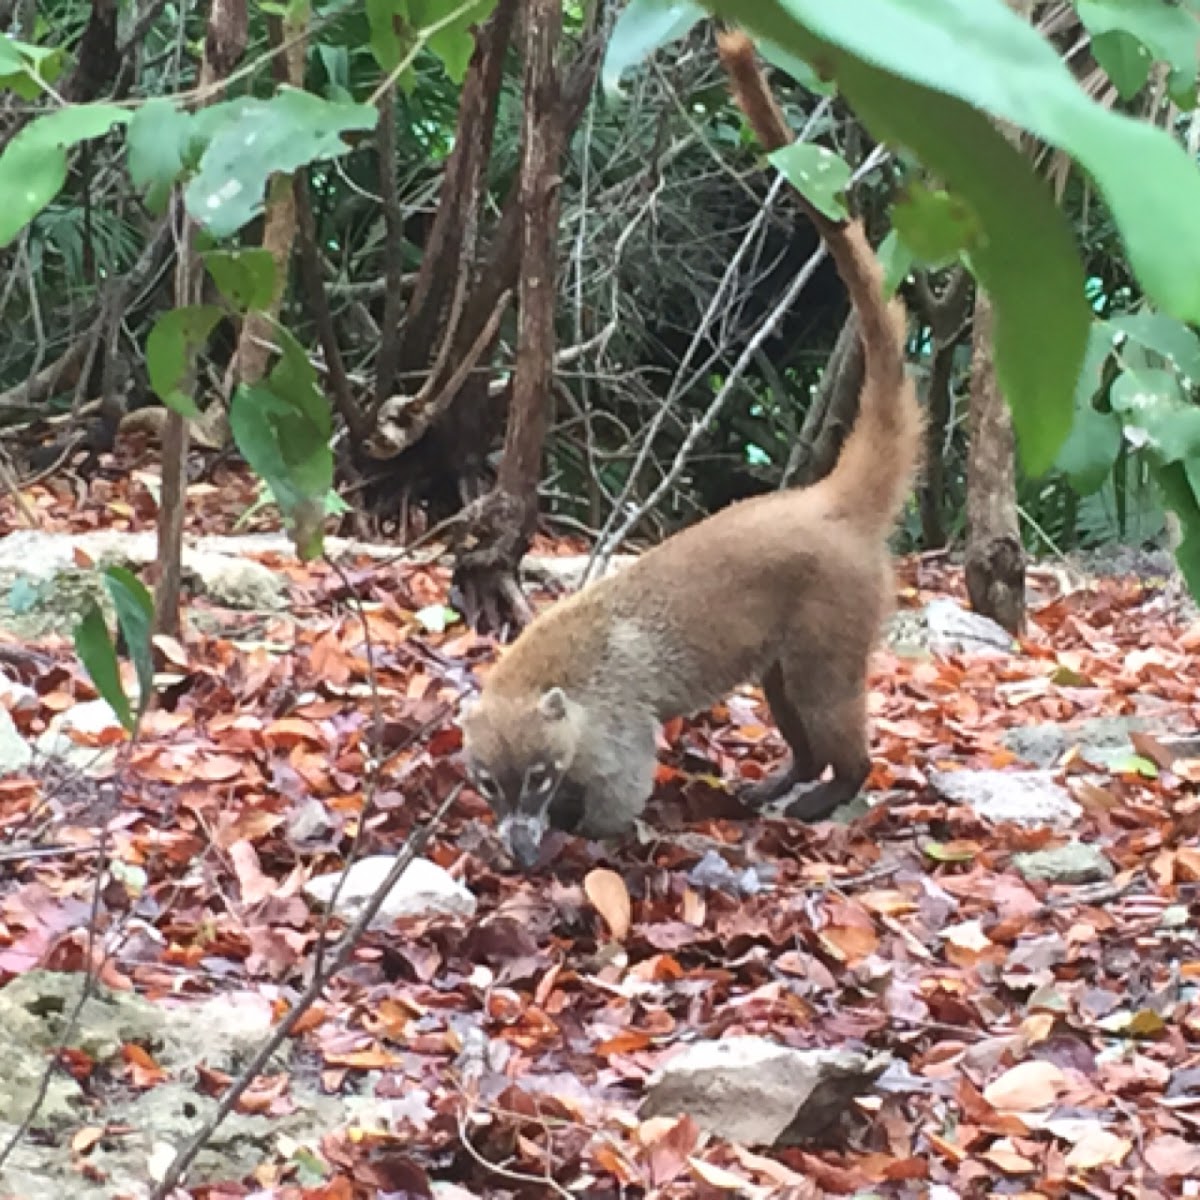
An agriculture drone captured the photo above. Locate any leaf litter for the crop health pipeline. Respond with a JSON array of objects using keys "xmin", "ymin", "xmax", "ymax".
[{"xmin": 0, "ymin": 465, "xmax": 1199, "ymax": 1197}]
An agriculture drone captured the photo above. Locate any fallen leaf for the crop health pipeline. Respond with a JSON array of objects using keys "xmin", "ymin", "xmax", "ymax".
[
  {"xmin": 585, "ymin": 868, "xmax": 631, "ymax": 941},
  {"xmin": 983, "ymin": 1061, "xmax": 1068, "ymax": 1111}
]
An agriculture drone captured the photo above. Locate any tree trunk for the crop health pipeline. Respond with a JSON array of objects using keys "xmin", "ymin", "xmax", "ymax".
[
  {"xmin": 154, "ymin": 0, "xmax": 247, "ymax": 638},
  {"xmin": 965, "ymin": 289, "xmax": 1025, "ymax": 634},
  {"xmin": 915, "ymin": 267, "xmax": 972, "ymax": 549},
  {"xmin": 358, "ymin": 27, "xmax": 604, "ymax": 528},
  {"xmin": 452, "ymin": 0, "xmax": 563, "ymax": 633},
  {"xmin": 224, "ymin": 4, "xmax": 307, "ymax": 402}
]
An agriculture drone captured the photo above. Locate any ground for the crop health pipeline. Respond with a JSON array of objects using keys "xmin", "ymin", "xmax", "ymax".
[{"xmin": 0, "ymin": 455, "xmax": 1199, "ymax": 1199}]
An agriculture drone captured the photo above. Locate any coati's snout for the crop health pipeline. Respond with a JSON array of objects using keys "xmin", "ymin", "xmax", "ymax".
[{"xmin": 460, "ymin": 686, "xmax": 581, "ymax": 868}]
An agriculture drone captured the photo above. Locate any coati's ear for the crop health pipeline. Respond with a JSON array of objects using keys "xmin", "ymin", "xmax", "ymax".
[{"xmin": 537, "ymin": 687, "xmax": 568, "ymax": 721}]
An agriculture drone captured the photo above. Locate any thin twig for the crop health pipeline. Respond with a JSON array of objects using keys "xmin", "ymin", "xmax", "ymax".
[{"xmin": 150, "ymin": 781, "xmax": 464, "ymax": 1198}]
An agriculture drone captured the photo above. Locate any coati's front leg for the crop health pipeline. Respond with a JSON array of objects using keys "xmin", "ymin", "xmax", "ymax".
[{"xmin": 569, "ymin": 712, "xmax": 659, "ymax": 840}]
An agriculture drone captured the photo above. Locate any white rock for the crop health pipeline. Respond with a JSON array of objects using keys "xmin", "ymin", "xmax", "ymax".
[
  {"xmin": 923, "ymin": 598, "xmax": 1016, "ymax": 654},
  {"xmin": 641, "ymin": 1036, "xmax": 889, "ymax": 1146},
  {"xmin": 930, "ymin": 769, "xmax": 1082, "ymax": 829},
  {"xmin": 36, "ymin": 700, "xmax": 125, "ymax": 773},
  {"xmin": 304, "ymin": 855, "xmax": 476, "ymax": 926},
  {"xmin": 0, "ymin": 707, "xmax": 32, "ymax": 775}
]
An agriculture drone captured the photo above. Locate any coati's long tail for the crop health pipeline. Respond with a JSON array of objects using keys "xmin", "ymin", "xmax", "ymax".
[{"xmin": 716, "ymin": 30, "xmax": 923, "ymax": 534}]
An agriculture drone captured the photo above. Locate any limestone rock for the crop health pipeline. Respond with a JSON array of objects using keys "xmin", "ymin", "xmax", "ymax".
[
  {"xmin": 1012, "ymin": 842, "xmax": 1114, "ymax": 885},
  {"xmin": 304, "ymin": 855, "xmax": 476, "ymax": 926},
  {"xmin": 641, "ymin": 1036, "xmax": 890, "ymax": 1146},
  {"xmin": 930, "ymin": 769, "xmax": 1082, "ymax": 829}
]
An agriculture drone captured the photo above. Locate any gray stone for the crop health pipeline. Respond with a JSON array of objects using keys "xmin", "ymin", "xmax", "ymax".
[
  {"xmin": 1002, "ymin": 715, "xmax": 1180, "ymax": 771},
  {"xmin": 887, "ymin": 597, "xmax": 1016, "ymax": 658},
  {"xmin": 641, "ymin": 1036, "xmax": 890, "ymax": 1146},
  {"xmin": 0, "ymin": 707, "xmax": 32, "ymax": 776},
  {"xmin": 930, "ymin": 769, "xmax": 1082, "ymax": 829},
  {"xmin": 304, "ymin": 854, "xmax": 476, "ymax": 926},
  {"xmin": 1012, "ymin": 842, "xmax": 1115, "ymax": 885},
  {"xmin": 182, "ymin": 552, "xmax": 285, "ymax": 610}
]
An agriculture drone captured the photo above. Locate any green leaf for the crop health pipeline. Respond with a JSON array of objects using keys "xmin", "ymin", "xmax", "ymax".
[
  {"xmin": 1076, "ymin": 0, "xmax": 1200, "ymax": 87},
  {"xmin": 366, "ymin": 0, "xmax": 416, "ymax": 73},
  {"xmin": 892, "ymin": 181, "xmax": 980, "ymax": 268},
  {"xmin": 127, "ymin": 99, "xmax": 193, "ymax": 210},
  {"xmin": 1057, "ymin": 405, "xmax": 1122, "ymax": 495},
  {"xmin": 73, "ymin": 605, "xmax": 135, "ymax": 734},
  {"xmin": 103, "ymin": 567, "xmax": 154, "ymax": 725},
  {"xmin": 703, "ymin": 3, "xmax": 1093, "ymax": 475},
  {"xmin": 203, "ymin": 249, "xmax": 278, "ymax": 311},
  {"xmin": 768, "ymin": 141, "xmax": 851, "ymax": 221},
  {"xmin": 1089, "ymin": 30, "xmax": 1152, "ymax": 100},
  {"xmin": 410, "ymin": 0, "xmax": 497, "ymax": 82},
  {"xmin": 603, "ymin": 0, "xmax": 706, "ymax": 96},
  {"xmin": 229, "ymin": 322, "xmax": 333, "ymax": 561},
  {"xmin": 146, "ymin": 306, "xmax": 225, "ymax": 418},
  {"xmin": 0, "ymin": 103, "xmax": 130, "ymax": 247},
  {"xmin": 877, "ymin": 229, "xmax": 914, "ymax": 297},
  {"xmin": 0, "ymin": 38, "xmax": 66, "ymax": 99},
  {"xmin": 185, "ymin": 89, "xmax": 377, "ymax": 239},
  {"xmin": 1110, "ymin": 311, "xmax": 1200, "ymax": 385},
  {"xmin": 1173, "ymin": 521, "xmax": 1200, "ymax": 600},
  {"xmin": 1110, "ymin": 367, "xmax": 1200, "ymax": 463},
  {"xmin": 707, "ymin": 0, "xmax": 1200, "ymax": 327},
  {"xmin": 1055, "ymin": 320, "xmax": 1121, "ymax": 494}
]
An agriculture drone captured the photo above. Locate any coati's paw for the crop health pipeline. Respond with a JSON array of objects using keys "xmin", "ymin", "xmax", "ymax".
[
  {"xmin": 740, "ymin": 761, "xmax": 809, "ymax": 809},
  {"xmin": 778, "ymin": 777, "xmax": 862, "ymax": 823}
]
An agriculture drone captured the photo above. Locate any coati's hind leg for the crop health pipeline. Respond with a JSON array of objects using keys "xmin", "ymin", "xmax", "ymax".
[
  {"xmin": 744, "ymin": 661, "xmax": 871, "ymax": 822},
  {"xmin": 742, "ymin": 663, "xmax": 820, "ymax": 806},
  {"xmin": 779, "ymin": 693, "xmax": 871, "ymax": 822}
]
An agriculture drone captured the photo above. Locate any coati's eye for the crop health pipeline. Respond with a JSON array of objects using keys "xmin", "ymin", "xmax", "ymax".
[
  {"xmin": 472, "ymin": 768, "xmax": 499, "ymax": 799},
  {"xmin": 525, "ymin": 762, "xmax": 557, "ymax": 796}
]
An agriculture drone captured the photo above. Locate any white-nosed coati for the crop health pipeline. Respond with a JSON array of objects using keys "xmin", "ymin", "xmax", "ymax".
[{"xmin": 461, "ymin": 29, "xmax": 923, "ymax": 868}]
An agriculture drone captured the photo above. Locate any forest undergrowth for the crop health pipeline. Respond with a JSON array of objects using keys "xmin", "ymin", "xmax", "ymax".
[{"xmin": 1, "ymin": 445, "xmax": 1199, "ymax": 1198}]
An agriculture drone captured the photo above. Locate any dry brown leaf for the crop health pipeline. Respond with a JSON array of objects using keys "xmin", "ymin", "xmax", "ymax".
[
  {"xmin": 983, "ymin": 1061, "xmax": 1068, "ymax": 1112},
  {"xmin": 982, "ymin": 1147, "xmax": 1035, "ymax": 1174},
  {"xmin": 688, "ymin": 1157, "xmax": 768, "ymax": 1196},
  {"xmin": 1064, "ymin": 1126, "xmax": 1131, "ymax": 1171},
  {"xmin": 585, "ymin": 868, "xmax": 632, "ymax": 941},
  {"xmin": 1144, "ymin": 1133, "xmax": 1200, "ymax": 1177}
]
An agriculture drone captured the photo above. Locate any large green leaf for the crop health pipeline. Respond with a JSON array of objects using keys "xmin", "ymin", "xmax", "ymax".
[
  {"xmin": 73, "ymin": 606, "xmax": 135, "ymax": 734},
  {"xmin": 1109, "ymin": 312, "xmax": 1200, "ymax": 385},
  {"xmin": 707, "ymin": 0, "xmax": 1200, "ymax": 327},
  {"xmin": 694, "ymin": 3, "xmax": 1095, "ymax": 473},
  {"xmin": 185, "ymin": 89, "xmax": 376, "ymax": 238},
  {"xmin": 146, "ymin": 306, "xmax": 225, "ymax": 418},
  {"xmin": 103, "ymin": 567, "xmax": 155, "ymax": 725},
  {"xmin": 0, "ymin": 104, "xmax": 130, "ymax": 247},
  {"xmin": 1110, "ymin": 368, "xmax": 1200, "ymax": 463}
]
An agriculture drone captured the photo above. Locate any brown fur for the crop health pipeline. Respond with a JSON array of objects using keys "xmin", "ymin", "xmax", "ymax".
[{"xmin": 461, "ymin": 30, "xmax": 923, "ymax": 864}]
